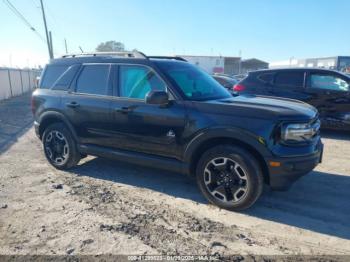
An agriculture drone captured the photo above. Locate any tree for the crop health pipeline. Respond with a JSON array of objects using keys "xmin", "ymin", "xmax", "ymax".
[{"xmin": 95, "ymin": 41, "xmax": 125, "ymax": 52}]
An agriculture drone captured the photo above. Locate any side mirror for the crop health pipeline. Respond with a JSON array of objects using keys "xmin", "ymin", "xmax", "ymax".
[{"xmin": 146, "ymin": 91, "xmax": 169, "ymax": 105}]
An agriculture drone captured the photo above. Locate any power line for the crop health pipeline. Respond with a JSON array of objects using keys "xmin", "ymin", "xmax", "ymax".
[
  {"xmin": 30, "ymin": 0, "xmax": 40, "ymax": 9},
  {"xmin": 39, "ymin": 0, "xmax": 53, "ymax": 59},
  {"xmin": 45, "ymin": 2, "xmax": 60, "ymax": 28},
  {"xmin": 3, "ymin": 0, "xmax": 46, "ymax": 42},
  {"xmin": 43, "ymin": 1, "xmax": 81, "ymax": 54},
  {"xmin": 31, "ymin": 0, "xmax": 62, "ymax": 57},
  {"xmin": 4, "ymin": 0, "xmax": 32, "ymax": 28},
  {"xmin": 31, "ymin": 0, "xmax": 81, "ymax": 54},
  {"xmin": 40, "ymin": 0, "xmax": 64, "ymax": 55}
]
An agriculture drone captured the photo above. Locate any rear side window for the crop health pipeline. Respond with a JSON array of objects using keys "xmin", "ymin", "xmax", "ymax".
[
  {"xmin": 257, "ymin": 73, "xmax": 274, "ymax": 83},
  {"xmin": 76, "ymin": 64, "xmax": 110, "ymax": 95},
  {"xmin": 40, "ymin": 65, "xmax": 69, "ymax": 89},
  {"xmin": 275, "ymin": 71, "xmax": 304, "ymax": 87},
  {"xmin": 119, "ymin": 65, "xmax": 166, "ymax": 99},
  {"xmin": 52, "ymin": 65, "xmax": 80, "ymax": 90}
]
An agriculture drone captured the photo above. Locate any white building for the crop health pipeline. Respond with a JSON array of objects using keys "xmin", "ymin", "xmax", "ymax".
[
  {"xmin": 179, "ymin": 55, "xmax": 268, "ymax": 75},
  {"xmin": 179, "ymin": 55, "xmax": 226, "ymax": 74},
  {"xmin": 270, "ymin": 56, "xmax": 350, "ymax": 72}
]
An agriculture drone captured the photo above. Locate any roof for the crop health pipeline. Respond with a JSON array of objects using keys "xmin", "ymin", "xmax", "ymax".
[
  {"xmin": 295, "ymin": 55, "xmax": 350, "ymax": 60},
  {"xmin": 249, "ymin": 67, "xmax": 350, "ymax": 77},
  {"xmin": 49, "ymin": 52, "xmax": 187, "ymax": 65},
  {"xmin": 256, "ymin": 67, "xmax": 336, "ymax": 72},
  {"xmin": 50, "ymin": 56, "xmax": 149, "ymax": 65},
  {"xmin": 178, "ymin": 55, "xmax": 240, "ymax": 59}
]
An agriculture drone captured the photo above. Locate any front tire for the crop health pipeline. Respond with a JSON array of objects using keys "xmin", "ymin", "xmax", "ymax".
[
  {"xmin": 196, "ymin": 145, "xmax": 263, "ymax": 211},
  {"xmin": 42, "ymin": 123, "xmax": 80, "ymax": 170}
]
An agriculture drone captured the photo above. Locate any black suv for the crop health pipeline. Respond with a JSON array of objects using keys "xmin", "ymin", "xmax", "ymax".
[
  {"xmin": 234, "ymin": 68, "xmax": 350, "ymax": 131},
  {"xmin": 32, "ymin": 52, "xmax": 323, "ymax": 211}
]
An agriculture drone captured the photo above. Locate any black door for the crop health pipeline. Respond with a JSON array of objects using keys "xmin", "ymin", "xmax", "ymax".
[
  {"xmin": 109, "ymin": 64, "xmax": 186, "ymax": 160},
  {"xmin": 61, "ymin": 64, "xmax": 114, "ymax": 147},
  {"xmin": 305, "ymin": 71, "xmax": 350, "ymax": 128},
  {"xmin": 271, "ymin": 70, "xmax": 307, "ymax": 100}
]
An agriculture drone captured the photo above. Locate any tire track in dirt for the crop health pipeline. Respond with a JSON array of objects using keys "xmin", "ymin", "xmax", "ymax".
[
  {"xmin": 58, "ymin": 173, "xmax": 349, "ymax": 260},
  {"xmin": 62, "ymin": 179, "xmax": 271, "ymax": 257}
]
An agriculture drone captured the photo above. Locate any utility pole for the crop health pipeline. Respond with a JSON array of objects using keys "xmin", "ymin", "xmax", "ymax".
[
  {"xmin": 289, "ymin": 56, "xmax": 294, "ymax": 68},
  {"xmin": 40, "ymin": 0, "xmax": 53, "ymax": 59},
  {"xmin": 238, "ymin": 50, "xmax": 242, "ymax": 74},
  {"xmin": 49, "ymin": 31, "xmax": 54, "ymax": 57},
  {"xmin": 64, "ymin": 39, "xmax": 68, "ymax": 54}
]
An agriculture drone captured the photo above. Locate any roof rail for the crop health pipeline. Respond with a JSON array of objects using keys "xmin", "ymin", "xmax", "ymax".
[
  {"xmin": 61, "ymin": 51, "xmax": 147, "ymax": 59},
  {"xmin": 148, "ymin": 56, "xmax": 187, "ymax": 62}
]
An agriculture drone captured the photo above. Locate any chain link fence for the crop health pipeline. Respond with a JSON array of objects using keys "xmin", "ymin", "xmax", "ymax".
[{"xmin": 0, "ymin": 68, "xmax": 41, "ymax": 101}]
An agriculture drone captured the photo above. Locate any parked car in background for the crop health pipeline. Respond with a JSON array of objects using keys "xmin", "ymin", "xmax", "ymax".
[
  {"xmin": 233, "ymin": 74, "xmax": 248, "ymax": 81},
  {"xmin": 32, "ymin": 52, "xmax": 323, "ymax": 211},
  {"xmin": 212, "ymin": 74, "xmax": 237, "ymax": 91},
  {"xmin": 234, "ymin": 68, "xmax": 350, "ymax": 130}
]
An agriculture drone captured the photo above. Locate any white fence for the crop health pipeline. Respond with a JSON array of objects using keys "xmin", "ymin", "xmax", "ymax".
[{"xmin": 0, "ymin": 68, "xmax": 41, "ymax": 101}]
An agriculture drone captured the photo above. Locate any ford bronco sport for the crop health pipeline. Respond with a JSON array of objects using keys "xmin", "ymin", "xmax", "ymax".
[{"xmin": 32, "ymin": 51, "xmax": 323, "ymax": 211}]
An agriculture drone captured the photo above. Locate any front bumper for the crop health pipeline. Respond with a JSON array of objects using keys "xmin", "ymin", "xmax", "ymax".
[
  {"xmin": 267, "ymin": 141, "xmax": 323, "ymax": 191},
  {"xmin": 34, "ymin": 121, "xmax": 40, "ymax": 139}
]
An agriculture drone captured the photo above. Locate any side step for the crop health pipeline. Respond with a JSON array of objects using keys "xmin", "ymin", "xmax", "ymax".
[{"xmin": 78, "ymin": 144, "xmax": 189, "ymax": 175}]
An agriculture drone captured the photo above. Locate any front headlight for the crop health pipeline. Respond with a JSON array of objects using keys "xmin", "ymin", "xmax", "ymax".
[{"xmin": 281, "ymin": 121, "xmax": 320, "ymax": 143}]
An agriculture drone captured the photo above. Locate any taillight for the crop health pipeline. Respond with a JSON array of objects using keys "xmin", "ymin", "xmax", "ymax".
[{"xmin": 233, "ymin": 84, "xmax": 246, "ymax": 92}]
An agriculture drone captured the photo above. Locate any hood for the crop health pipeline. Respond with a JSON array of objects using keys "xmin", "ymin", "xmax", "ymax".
[{"xmin": 202, "ymin": 94, "xmax": 318, "ymax": 121}]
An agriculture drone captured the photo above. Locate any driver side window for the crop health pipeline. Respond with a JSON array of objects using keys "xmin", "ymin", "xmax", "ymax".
[
  {"xmin": 309, "ymin": 74, "xmax": 349, "ymax": 92},
  {"xmin": 119, "ymin": 65, "xmax": 166, "ymax": 99}
]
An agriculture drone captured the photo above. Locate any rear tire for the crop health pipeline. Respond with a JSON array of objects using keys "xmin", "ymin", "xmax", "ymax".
[
  {"xmin": 42, "ymin": 123, "xmax": 80, "ymax": 170},
  {"xmin": 196, "ymin": 145, "xmax": 263, "ymax": 211}
]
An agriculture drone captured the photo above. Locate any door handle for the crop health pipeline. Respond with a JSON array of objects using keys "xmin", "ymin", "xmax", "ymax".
[
  {"xmin": 115, "ymin": 106, "xmax": 133, "ymax": 114},
  {"xmin": 66, "ymin": 101, "xmax": 80, "ymax": 108}
]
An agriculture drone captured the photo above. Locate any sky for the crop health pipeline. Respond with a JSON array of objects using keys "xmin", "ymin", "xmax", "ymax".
[{"xmin": 0, "ymin": 0, "xmax": 349, "ymax": 68}]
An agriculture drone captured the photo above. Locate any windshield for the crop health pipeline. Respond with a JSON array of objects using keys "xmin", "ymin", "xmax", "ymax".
[{"xmin": 156, "ymin": 62, "xmax": 231, "ymax": 101}]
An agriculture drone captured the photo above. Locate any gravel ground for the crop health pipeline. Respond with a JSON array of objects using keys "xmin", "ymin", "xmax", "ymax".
[{"xmin": 0, "ymin": 93, "xmax": 350, "ymax": 260}]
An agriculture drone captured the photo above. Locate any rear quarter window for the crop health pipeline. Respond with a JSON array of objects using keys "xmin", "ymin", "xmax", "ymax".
[
  {"xmin": 52, "ymin": 65, "xmax": 80, "ymax": 91},
  {"xmin": 257, "ymin": 72, "xmax": 274, "ymax": 84},
  {"xmin": 40, "ymin": 65, "xmax": 69, "ymax": 89}
]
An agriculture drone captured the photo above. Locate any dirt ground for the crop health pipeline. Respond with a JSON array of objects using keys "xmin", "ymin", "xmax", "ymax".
[{"xmin": 0, "ymin": 93, "xmax": 349, "ymax": 260}]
